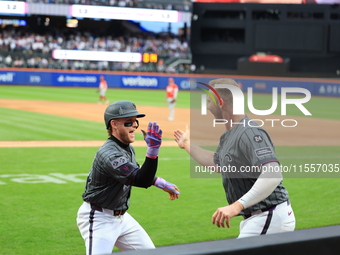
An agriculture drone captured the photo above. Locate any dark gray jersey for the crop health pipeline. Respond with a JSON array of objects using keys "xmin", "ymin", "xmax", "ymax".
[
  {"xmin": 82, "ymin": 138, "xmax": 139, "ymax": 211},
  {"xmin": 214, "ymin": 116, "xmax": 289, "ymax": 216}
]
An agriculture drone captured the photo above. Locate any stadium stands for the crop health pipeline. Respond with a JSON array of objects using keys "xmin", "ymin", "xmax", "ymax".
[{"xmin": 0, "ymin": 25, "xmax": 191, "ymax": 72}]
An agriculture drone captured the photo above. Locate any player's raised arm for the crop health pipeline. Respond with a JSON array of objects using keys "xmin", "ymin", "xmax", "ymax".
[
  {"xmin": 174, "ymin": 125, "xmax": 215, "ymax": 167},
  {"xmin": 130, "ymin": 122, "xmax": 162, "ymax": 188},
  {"xmin": 136, "ymin": 122, "xmax": 180, "ymax": 200}
]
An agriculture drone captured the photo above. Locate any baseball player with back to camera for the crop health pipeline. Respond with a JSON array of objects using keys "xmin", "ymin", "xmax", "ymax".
[
  {"xmin": 174, "ymin": 78, "xmax": 295, "ymax": 238},
  {"xmin": 76, "ymin": 100, "xmax": 180, "ymax": 255}
]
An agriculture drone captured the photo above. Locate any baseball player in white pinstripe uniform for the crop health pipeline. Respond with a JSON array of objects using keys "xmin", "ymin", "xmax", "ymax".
[
  {"xmin": 77, "ymin": 100, "xmax": 180, "ymax": 255},
  {"xmin": 174, "ymin": 78, "xmax": 295, "ymax": 238}
]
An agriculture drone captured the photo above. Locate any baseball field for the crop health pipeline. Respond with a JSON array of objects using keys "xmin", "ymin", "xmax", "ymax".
[{"xmin": 1, "ymin": 85, "xmax": 340, "ymax": 255}]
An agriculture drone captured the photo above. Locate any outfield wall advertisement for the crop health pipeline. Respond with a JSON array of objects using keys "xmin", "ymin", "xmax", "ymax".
[{"xmin": 0, "ymin": 69, "xmax": 339, "ymax": 97}]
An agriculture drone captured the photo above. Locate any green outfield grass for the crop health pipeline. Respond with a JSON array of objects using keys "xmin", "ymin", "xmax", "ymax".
[
  {"xmin": 0, "ymin": 107, "xmax": 106, "ymax": 141},
  {"xmin": 1, "ymin": 85, "xmax": 339, "ymax": 254},
  {"xmin": 0, "ymin": 85, "xmax": 190, "ymax": 108},
  {"xmin": 1, "ymin": 146, "xmax": 339, "ymax": 255}
]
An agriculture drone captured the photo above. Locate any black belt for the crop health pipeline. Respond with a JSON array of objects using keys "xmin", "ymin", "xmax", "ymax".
[
  {"xmin": 90, "ymin": 203, "xmax": 126, "ymax": 216},
  {"xmin": 243, "ymin": 206, "xmax": 276, "ymax": 219},
  {"xmin": 242, "ymin": 200, "xmax": 290, "ymax": 219}
]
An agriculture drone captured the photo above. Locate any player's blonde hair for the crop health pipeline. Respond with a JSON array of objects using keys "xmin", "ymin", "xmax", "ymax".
[
  {"xmin": 209, "ymin": 78, "xmax": 240, "ymax": 106},
  {"xmin": 107, "ymin": 126, "xmax": 112, "ymax": 136}
]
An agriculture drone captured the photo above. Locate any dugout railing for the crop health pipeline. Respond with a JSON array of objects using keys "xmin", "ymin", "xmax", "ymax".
[{"xmin": 109, "ymin": 225, "xmax": 340, "ymax": 255}]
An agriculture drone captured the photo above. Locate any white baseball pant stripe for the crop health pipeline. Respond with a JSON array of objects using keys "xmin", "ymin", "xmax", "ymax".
[
  {"xmin": 238, "ymin": 200, "xmax": 296, "ymax": 238},
  {"xmin": 76, "ymin": 202, "xmax": 155, "ymax": 255}
]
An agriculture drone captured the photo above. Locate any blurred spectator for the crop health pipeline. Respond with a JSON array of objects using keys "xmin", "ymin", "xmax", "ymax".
[
  {"xmin": 190, "ymin": 64, "xmax": 196, "ymax": 73},
  {"xmin": 98, "ymin": 60, "xmax": 110, "ymax": 70},
  {"xmin": 40, "ymin": 57, "xmax": 49, "ymax": 68},
  {"xmin": 47, "ymin": 57, "xmax": 57, "ymax": 69},
  {"xmin": 32, "ymin": 36, "xmax": 44, "ymax": 52},
  {"xmin": 26, "ymin": 57, "xmax": 38, "ymax": 68},
  {"xmin": 13, "ymin": 57, "xmax": 26, "ymax": 68},
  {"xmin": 4, "ymin": 55, "xmax": 13, "ymax": 67},
  {"xmin": 156, "ymin": 59, "xmax": 165, "ymax": 72}
]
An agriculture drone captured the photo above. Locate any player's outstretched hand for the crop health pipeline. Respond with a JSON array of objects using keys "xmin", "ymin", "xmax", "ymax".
[
  {"xmin": 142, "ymin": 122, "xmax": 162, "ymax": 159},
  {"xmin": 174, "ymin": 125, "xmax": 190, "ymax": 150},
  {"xmin": 154, "ymin": 177, "xmax": 180, "ymax": 200}
]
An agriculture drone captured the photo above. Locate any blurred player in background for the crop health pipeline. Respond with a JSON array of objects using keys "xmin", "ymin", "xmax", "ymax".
[
  {"xmin": 98, "ymin": 75, "xmax": 109, "ymax": 104},
  {"xmin": 166, "ymin": 78, "xmax": 179, "ymax": 121}
]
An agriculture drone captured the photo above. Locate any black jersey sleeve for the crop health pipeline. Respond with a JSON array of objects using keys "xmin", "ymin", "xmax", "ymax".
[
  {"xmin": 107, "ymin": 153, "xmax": 158, "ymax": 188},
  {"xmin": 129, "ymin": 157, "xmax": 158, "ymax": 188}
]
